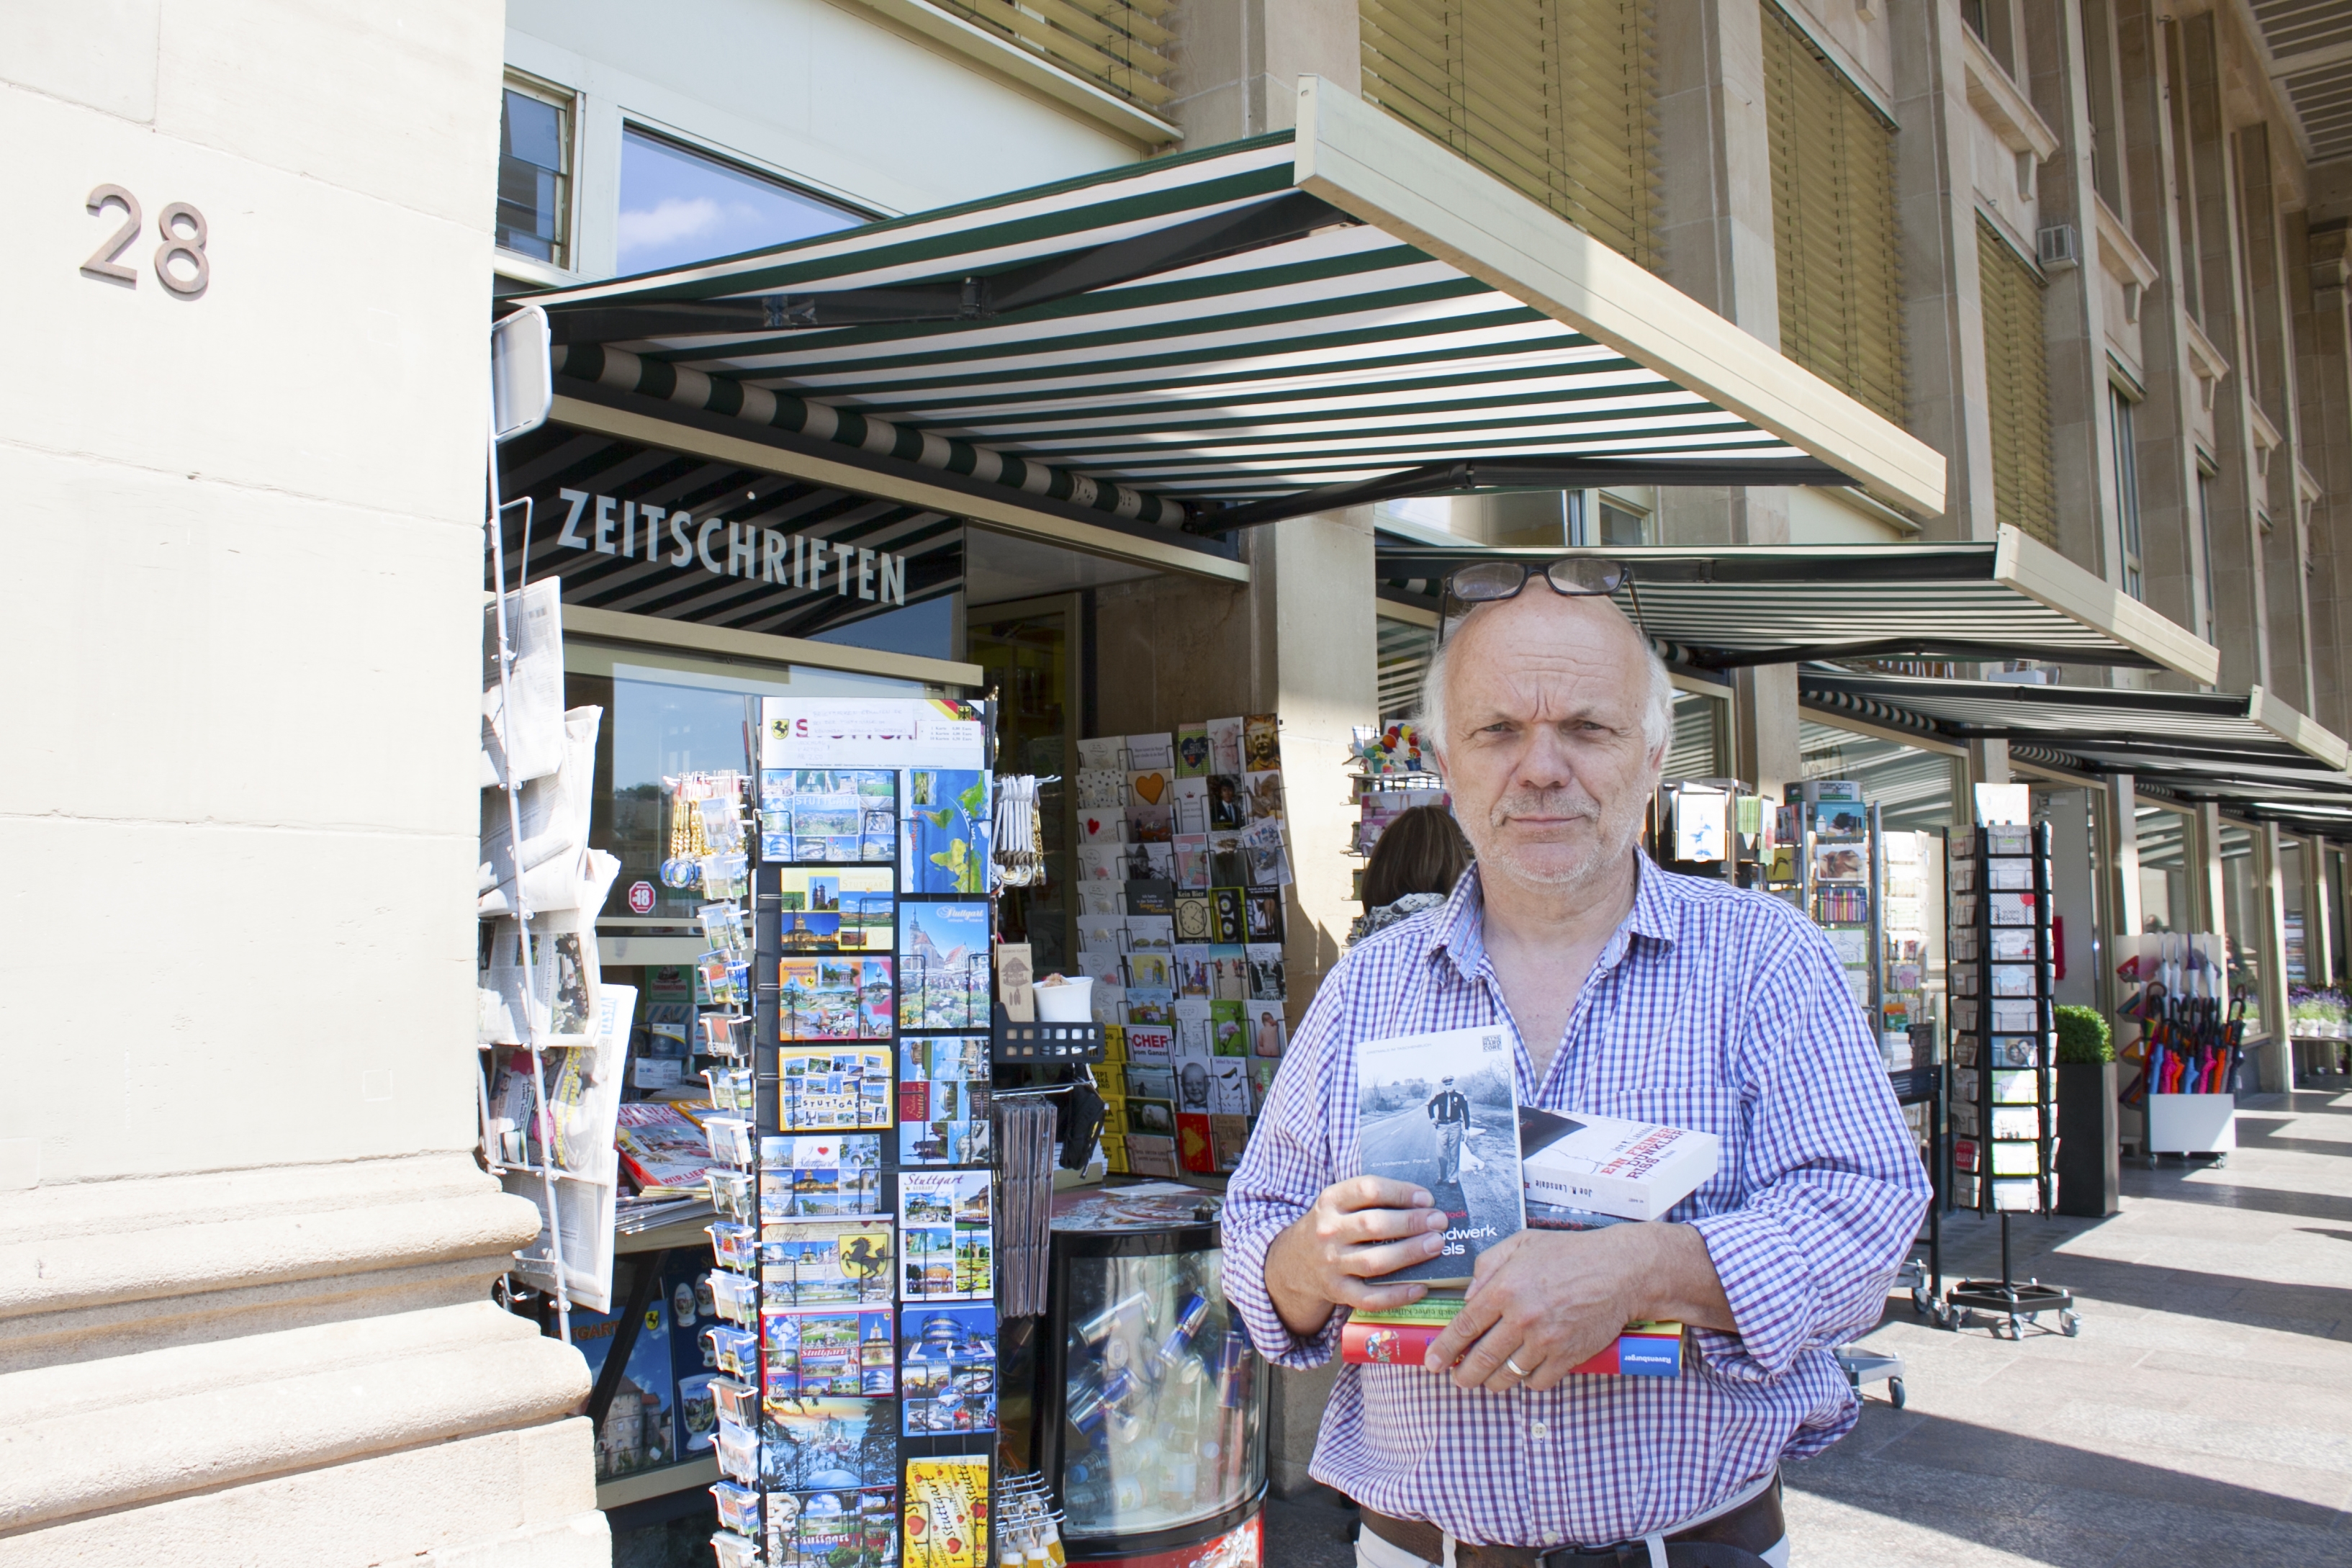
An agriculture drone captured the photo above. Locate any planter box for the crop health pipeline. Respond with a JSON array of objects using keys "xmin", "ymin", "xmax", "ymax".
[
  {"xmin": 2146, "ymin": 1092, "xmax": 2235, "ymax": 1155},
  {"xmin": 2055, "ymin": 1060, "xmax": 2120, "ymax": 1217}
]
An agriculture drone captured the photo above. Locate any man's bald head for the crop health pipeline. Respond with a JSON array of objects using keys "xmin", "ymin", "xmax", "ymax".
[
  {"xmin": 1418, "ymin": 591, "xmax": 1675, "ymax": 763},
  {"xmin": 1417, "ymin": 590, "xmax": 1675, "ymax": 895}
]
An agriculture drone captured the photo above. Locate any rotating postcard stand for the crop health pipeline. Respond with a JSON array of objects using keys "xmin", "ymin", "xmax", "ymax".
[
  {"xmin": 703, "ymin": 695, "xmax": 1001, "ymax": 1568},
  {"xmin": 1940, "ymin": 814, "xmax": 2078, "ymax": 1340}
]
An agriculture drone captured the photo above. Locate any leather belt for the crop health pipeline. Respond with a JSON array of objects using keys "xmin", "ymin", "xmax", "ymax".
[{"xmin": 1361, "ymin": 1473, "xmax": 1783, "ymax": 1568}]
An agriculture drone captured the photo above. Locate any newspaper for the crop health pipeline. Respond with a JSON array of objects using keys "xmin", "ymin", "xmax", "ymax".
[
  {"xmin": 505, "ymin": 983, "xmax": 635, "ymax": 1312},
  {"xmin": 481, "ymin": 580, "xmax": 566, "ymax": 788},
  {"xmin": 479, "ymin": 706, "xmax": 603, "ymax": 911}
]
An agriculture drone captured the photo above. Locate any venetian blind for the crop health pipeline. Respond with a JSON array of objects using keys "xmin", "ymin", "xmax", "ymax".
[
  {"xmin": 1977, "ymin": 219, "xmax": 2060, "ymax": 547},
  {"xmin": 931, "ymin": 0, "xmax": 1173, "ymax": 109},
  {"xmin": 1360, "ymin": 0, "xmax": 1661, "ymax": 269},
  {"xmin": 1760, "ymin": 5, "xmax": 1907, "ymax": 425}
]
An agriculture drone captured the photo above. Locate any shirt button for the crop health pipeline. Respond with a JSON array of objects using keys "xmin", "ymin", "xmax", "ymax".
[{"xmin": 1529, "ymin": 1420, "xmax": 1549, "ymax": 1441}]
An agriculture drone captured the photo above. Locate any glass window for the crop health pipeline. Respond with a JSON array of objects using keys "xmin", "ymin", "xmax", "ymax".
[
  {"xmin": 2219, "ymin": 819, "xmax": 2263, "ymax": 1035},
  {"xmin": 1598, "ymin": 497, "xmax": 1652, "ymax": 549},
  {"xmin": 968, "ymin": 606, "xmax": 1076, "ymax": 977},
  {"xmin": 2137, "ymin": 803, "xmax": 2188, "ymax": 931},
  {"xmin": 2196, "ymin": 467, "xmax": 2218, "ymax": 641},
  {"xmin": 562, "ymin": 641, "xmax": 925, "ymax": 922},
  {"xmin": 617, "ymin": 127, "xmax": 865, "ymax": 276},
  {"xmin": 1662, "ymin": 691, "xmax": 1725, "ymax": 783},
  {"xmin": 2281, "ymin": 838, "xmax": 2306, "ymax": 984},
  {"xmin": 497, "ymin": 82, "xmax": 572, "ymax": 266},
  {"xmin": 2111, "ymin": 387, "xmax": 2143, "ymax": 599},
  {"xmin": 1798, "ymin": 721, "xmax": 1957, "ymax": 835}
]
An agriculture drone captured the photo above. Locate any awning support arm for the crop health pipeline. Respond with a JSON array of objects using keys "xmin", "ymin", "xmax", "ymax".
[
  {"xmin": 545, "ymin": 191, "xmax": 1359, "ymax": 344},
  {"xmin": 1188, "ymin": 456, "xmax": 1856, "ymax": 533}
]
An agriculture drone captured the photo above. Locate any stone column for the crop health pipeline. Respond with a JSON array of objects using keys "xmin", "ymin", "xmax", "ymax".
[
  {"xmin": 1890, "ymin": 0, "xmax": 1999, "ymax": 542},
  {"xmin": 1652, "ymin": 0, "xmax": 1798, "ymax": 799},
  {"xmin": 2024, "ymin": 0, "xmax": 2125, "ymax": 582},
  {"xmin": 0, "ymin": 4, "xmax": 601, "ymax": 1563},
  {"xmin": 2256, "ymin": 824, "xmax": 2292, "ymax": 1091},
  {"xmin": 2103, "ymin": 773, "xmax": 2143, "ymax": 1017}
]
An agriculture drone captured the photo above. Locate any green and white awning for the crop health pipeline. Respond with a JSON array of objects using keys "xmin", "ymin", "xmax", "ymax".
[
  {"xmin": 1374, "ymin": 527, "xmax": 2222, "ymax": 682},
  {"xmin": 520, "ymin": 79, "xmax": 1947, "ymax": 539},
  {"xmin": 1797, "ymin": 670, "xmax": 2352, "ymax": 838}
]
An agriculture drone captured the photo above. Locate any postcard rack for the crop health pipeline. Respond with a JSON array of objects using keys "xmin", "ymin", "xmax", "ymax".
[
  {"xmin": 1940, "ymin": 821, "xmax": 2078, "ymax": 1340},
  {"xmin": 690, "ymin": 698, "xmax": 1002, "ymax": 1568}
]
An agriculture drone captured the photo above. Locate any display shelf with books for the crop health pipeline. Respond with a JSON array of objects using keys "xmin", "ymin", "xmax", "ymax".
[
  {"xmin": 1070, "ymin": 720, "xmax": 1292, "ymax": 1179},
  {"xmin": 1939, "ymin": 816, "xmax": 2078, "ymax": 1339}
]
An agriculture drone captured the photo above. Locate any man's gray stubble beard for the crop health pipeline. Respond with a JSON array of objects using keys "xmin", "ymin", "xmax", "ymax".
[{"xmin": 1464, "ymin": 790, "xmax": 1646, "ymax": 893}]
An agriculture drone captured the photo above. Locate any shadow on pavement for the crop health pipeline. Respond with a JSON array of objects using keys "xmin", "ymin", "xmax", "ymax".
[{"xmin": 1791, "ymin": 1407, "xmax": 2352, "ymax": 1563}]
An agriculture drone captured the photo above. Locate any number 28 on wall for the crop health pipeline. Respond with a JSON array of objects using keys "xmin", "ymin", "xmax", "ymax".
[{"xmin": 81, "ymin": 184, "xmax": 209, "ymax": 297}]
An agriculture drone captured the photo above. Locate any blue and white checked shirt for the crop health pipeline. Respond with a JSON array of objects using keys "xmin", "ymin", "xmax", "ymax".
[{"xmin": 1224, "ymin": 859, "xmax": 1929, "ymax": 1547}]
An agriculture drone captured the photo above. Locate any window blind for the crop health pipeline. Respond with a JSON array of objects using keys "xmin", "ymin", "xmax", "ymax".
[
  {"xmin": 931, "ymin": 0, "xmax": 1173, "ymax": 109},
  {"xmin": 1978, "ymin": 220, "xmax": 2060, "ymax": 547},
  {"xmin": 1361, "ymin": 0, "xmax": 1661, "ymax": 269},
  {"xmin": 1760, "ymin": 5, "xmax": 1907, "ymax": 425}
]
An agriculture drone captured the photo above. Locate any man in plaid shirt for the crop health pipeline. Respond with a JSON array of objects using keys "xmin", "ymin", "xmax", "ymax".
[{"xmin": 1225, "ymin": 581, "xmax": 1929, "ymax": 1568}]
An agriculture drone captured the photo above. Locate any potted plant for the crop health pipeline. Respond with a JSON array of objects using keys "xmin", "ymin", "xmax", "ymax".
[{"xmin": 2054, "ymin": 1004, "xmax": 2119, "ymax": 1217}]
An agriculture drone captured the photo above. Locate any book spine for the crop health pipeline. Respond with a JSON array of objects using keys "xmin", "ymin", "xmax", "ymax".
[
  {"xmin": 1522, "ymin": 1171, "xmax": 1654, "ymax": 1220},
  {"xmin": 1340, "ymin": 1323, "xmax": 1681, "ymax": 1377}
]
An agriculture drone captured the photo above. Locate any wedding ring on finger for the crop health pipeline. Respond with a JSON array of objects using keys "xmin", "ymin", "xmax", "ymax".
[{"xmin": 1504, "ymin": 1356, "xmax": 1531, "ymax": 1378}]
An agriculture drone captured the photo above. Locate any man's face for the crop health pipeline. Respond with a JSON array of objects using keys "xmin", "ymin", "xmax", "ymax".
[{"xmin": 1432, "ymin": 591, "xmax": 1664, "ymax": 893}]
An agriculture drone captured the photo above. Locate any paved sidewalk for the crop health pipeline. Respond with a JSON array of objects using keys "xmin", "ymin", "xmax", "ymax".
[
  {"xmin": 1788, "ymin": 1087, "xmax": 2352, "ymax": 1566},
  {"xmin": 1265, "ymin": 1089, "xmax": 2352, "ymax": 1567}
]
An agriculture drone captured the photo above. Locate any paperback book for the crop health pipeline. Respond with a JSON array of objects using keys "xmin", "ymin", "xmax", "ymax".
[
  {"xmin": 1355, "ymin": 1024, "xmax": 1524, "ymax": 1286},
  {"xmin": 1519, "ymin": 1109, "xmax": 1721, "ymax": 1221},
  {"xmin": 1341, "ymin": 1294, "xmax": 1685, "ymax": 1378}
]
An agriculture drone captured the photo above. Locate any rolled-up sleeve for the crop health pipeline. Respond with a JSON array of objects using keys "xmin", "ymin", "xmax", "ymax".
[
  {"xmin": 1222, "ymin": 981, "xmax": 1348, "ymax": 1369},
  {"xmin": 1687, "ymin": 925, "xmax": 1931, "ymax": 1382}
]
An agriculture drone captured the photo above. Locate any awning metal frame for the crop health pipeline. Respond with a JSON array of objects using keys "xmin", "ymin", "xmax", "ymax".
[
  {"xmin": 1374, "ymin": 528, "xmax": 2222, "ymax": 683},
  {"xmin": 518, "ymin": 76, "xmax": 1952, "ymax": 546}
]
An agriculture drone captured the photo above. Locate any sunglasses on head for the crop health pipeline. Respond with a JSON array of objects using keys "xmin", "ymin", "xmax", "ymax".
[{"xmin": 1436, "ymin": 556, "xmax": 1641, "ymax": 644}]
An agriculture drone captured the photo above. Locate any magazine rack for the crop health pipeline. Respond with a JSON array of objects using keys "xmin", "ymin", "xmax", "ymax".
[{"xmin": 1940, "ymin": 821, "xmax": 2078, "ymax": 1340}]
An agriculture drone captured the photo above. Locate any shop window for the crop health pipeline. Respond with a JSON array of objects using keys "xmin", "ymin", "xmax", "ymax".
[
  {"xmin": 968, "ymin": 605, "xmax": 1077, "ymax": 976},
  {"xmin": 1797, "ymin": 721, "xmax": 1957, "ymax": 835},
  {"xmin": 497, "ymin": 77, "xmax": 574, "ymax": 267},
  {"xmin": 1661, "ymin": 691, "xmax": 1725, "ymax": 783},
  {"xmin": 2111, "ymin": 385, "xmax": 2144, "ymax": 599},
  {"xmin": 2196, "ymin": 464, "xmax": 2218, "ymax": 640},
  {"xmin": 1376, "ymin": 616, "xmax": 1437, "ymax": 724},
  {"xmin": 1978, "ymin": 220, "xmax": 2060, "ymax": 547},
  {"xmin": 2136, "ymin": 803, "xmax": 2188, "ymax": 932},
  {"xmin": 616, "ymin": 126, "xmax": 866, "ymax": 276},
  {"xmin": 562, "ymin": 640, "xmax": 925, "ymax": 924},
  {"xmin": 1762, "ymin": 6, "xmax": 1908, "ymax": 426},
  {"xmin": 2219, "ymin": 819, "xmax": 2263, "ymax": 1035},
  {"xmin": 2281, "ymin": 838, "xmax": 2305, "ymax": 985},
  {"xmin": 1360, "ymin": 0, "xmax": 1663, "ymax": 271}
]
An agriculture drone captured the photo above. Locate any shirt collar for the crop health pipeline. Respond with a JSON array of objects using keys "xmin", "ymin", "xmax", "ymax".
[{"xmin": 1430, "ymin": 852, "xmax": 1682, "ymax": 981}]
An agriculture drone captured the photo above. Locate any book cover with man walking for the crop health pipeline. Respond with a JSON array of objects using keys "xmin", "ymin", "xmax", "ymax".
[{"xmin": 1354, "ymin": 1024, "xmax": 1524, "ymax": 1284}]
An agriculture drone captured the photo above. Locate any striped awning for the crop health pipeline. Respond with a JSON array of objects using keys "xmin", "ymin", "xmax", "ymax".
[
  {"xmin": 1376, "ymin": 528, "xmax": 2221, "ymax": 682},
  {"xmin": 1798, "ymin": 670, "xmax": 2352, "ymax": 837},
  {"xmin": 515, "ymin": 78, "xmax": 1946, "ymax": 544}
]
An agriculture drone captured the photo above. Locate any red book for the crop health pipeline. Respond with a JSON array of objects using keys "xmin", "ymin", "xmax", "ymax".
[{"xmin": 1340, "ymin": 1315, "xmax": 1684, "ymax": 1377}]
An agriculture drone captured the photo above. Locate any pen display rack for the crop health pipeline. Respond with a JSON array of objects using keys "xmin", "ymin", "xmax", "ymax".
[{"xmin": 1942, "ymin": 820, "xmax": 2077, "ymax": 1339}]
